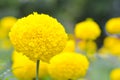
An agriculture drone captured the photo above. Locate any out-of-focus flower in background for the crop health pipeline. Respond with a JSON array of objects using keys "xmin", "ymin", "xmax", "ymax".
[
  {"xmin": 103, "ymin": 36, "xmax": 120, "ymax": 56},
  {"xmin": 78, "ymin": 40, "xmax": 97, "ymax": 56},
  {"xmin": 106, "ymin": 17, "xmax": 120, "ymax": 35},
  {"xmin": 110, "ymin": 68, "xmax": 120, "ymax": 80},
  {"xmin": 0, "ymin": 16, "xmax": 17, "ymax": 32},
  {"xmin": 48, "ymin": 52, "xmax": 89, "ymax": 80},
  {"xmin": 12, "ymin": 51, "xmax": 48, "ymax": 80},
  {"xmin": 0, "ymin": 16, "xmax": 17, "ymax": 50},
  {"xmin": 74, "ymin": 18, "xmax": 101, "ymax": 40}
]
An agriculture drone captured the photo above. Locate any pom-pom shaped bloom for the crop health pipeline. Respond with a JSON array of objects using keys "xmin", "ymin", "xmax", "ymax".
[
  {"xmin": 1, "ymin": 16, "xmax": 17, "ymax": 30},
  {"xmin": 110, "ymin": 68, "xmax": 120, "ymax": 80},
  {"xmin": 9, "ymin": 12, "xmax": 68, "ymax": 62},
  {"xmin": 74, "ymin": 18, "xmax": 101, "ymax": 40},
  {"xmin": 12, "ymin": 51, "xmax": 48, "ymax": 79},
  {"xmin": 63, "ymin": 40, "xmax": 75, "ymax": 52},
  {"xmin": 106, "ymin": 17, "xmax": 120, "ymax": 34},
  {"xmin": 48, "ymin": 52, "xmax": 89, "ymax": 80}
]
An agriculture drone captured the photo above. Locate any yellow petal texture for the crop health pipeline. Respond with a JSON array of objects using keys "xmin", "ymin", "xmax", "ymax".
[
  {"xmin": 110, "ymin": 68, "xmax": 120, "ymax": 80},
  {"xmin": 106, "ymin": 17, "xmax": 120, "ymax": 34},
  {"xmin": 12, "ymin": 51, "xmax": 48, "ymax": 80},
  {"xmin": 9, "ymin": 12, "xmax": 68, "ymax": 62},
  {"xmin": 48, "ymin": 52, "xmax": 89, "ymax": 80},
  {"xmin": 74, "ymin": 19, "xmax": 101, "ymax": 40}
]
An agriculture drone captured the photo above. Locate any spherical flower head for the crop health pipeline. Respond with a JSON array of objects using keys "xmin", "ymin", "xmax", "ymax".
[
  {"xmin": 110, "ymin": 68, "xmax": 120, "ymax": 80},
  {"xmin": 0, "ymin": 16, "xmax": 17, "ymax": 30},
  {"xmin": 106, "ymin": 17, "xmax": 120, "ymax": 34},
  {"xmin": 74, "ymin": 18, "xmax": 101, "ymax": 40},
  {"xmin": 63, "ymin": 40, "xmax": 75, "ymax": 52},
  {"xmin": 12, "ymin": 51, "xmax": 48, "ymax": 79},
  {"xmin": 9, "ymin": 12, "xmax": 68, "ymax": 62},
  {"xmin": 48, "ymin": 52, "xmax": 89, "ymax": 80}
]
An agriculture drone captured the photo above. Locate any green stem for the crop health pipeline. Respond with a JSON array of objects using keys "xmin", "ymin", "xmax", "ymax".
[{"xmin": 36, "ymin": 60, "xmax": 40, "ymax": 80}]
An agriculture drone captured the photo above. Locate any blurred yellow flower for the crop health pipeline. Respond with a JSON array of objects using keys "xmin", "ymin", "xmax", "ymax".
[
  {"xmin": 9, "ymin": 12, "xmax": 68, "ymax": 62},
  {"xmin": 63, "ymin": 40, "xmax": 75, "ymax": 52},
  {"xmin": 103, "ymin": 36, "xmax": 120, "ymax": 56},
  {"xmin": 110, "ymin": 68, "xmax": 120, "ymax": 80},
  {"xmin": 78, "ymin": 40, "xmax": 97, "ymax": 54},
  {"xmin": 0, "ymin": 28, "xmax": 8, "ymax": 39},
  {"xmin": 12, "ymin": 51, "xmax": 48, "ymax": 80},
  {"xmin": 106, "ymin": 17, "xmax": 120, "ymax": 34},
  {"xmin": 48, "ymin": 52, "xmax": 89, "ymax": 80},
  {"xmin": 74, "ymin": 18, "xmax": 101, "ymax": 40},
  {"xmin": 0, "ymin": 16, "xmax": 17, "ymax": 30},
  {"xmin": 104, "ymin": 36, "xmax": 119, "ymax": 49}
]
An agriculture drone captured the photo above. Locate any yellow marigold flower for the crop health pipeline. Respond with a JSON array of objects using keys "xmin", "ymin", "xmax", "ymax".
[
  {"xmin": 103, "ymin": 36, "xmax": 120, "ymax": 56},
  {"xmin": 63, "ymin": 40, "xmax": 75, "ymax": 52},
  {"xmin": 106, "ymin": 17, "xmax": 120, "ymax": 34},
  {"xmin": 74, "ymin": 18, "xmax": 101, "ymax": 40},
  {"xmin": 9, "ymin": 12, "xmax": 68, "ymax": 62},
  {"xmin": 78, "ymin": 40, "xmax": 97, "ymax": 54},
  {"xmin": 110, "ymin": 68, "xmax": 120, "ymax": 80},
  {"xmin": 48, "ymin": 52, "xmax": 89, "ymax": 80},
  {"xmin": 12, "ymin": 51, "xmax": 48, "ymax": 80},
  {"xmin": 0, "ymin": 16, "xmax": 17, "ymax": 30}
]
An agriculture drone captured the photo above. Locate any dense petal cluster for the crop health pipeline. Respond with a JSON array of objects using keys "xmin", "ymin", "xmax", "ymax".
[
  {"xmin": 110, "ymin": 68, "xmax": 120, "ymax": 80},
  {"xmin": 74, "ymin": 19, "xmax": 101, "ymax": 40},
  {"xmin": 9, "ymin": 12, "xmax": 68, "ymax": 62},
  {"xmin": 106, "ymin": 17, "xmax": 120, "ymax": 34},
  {"xmin": 12, "ymin": 51, "xmax": 48, "ymax": 79},
  {"xmin": 48, "ymin": 52, "xmax": 89, "ymax": 80}
]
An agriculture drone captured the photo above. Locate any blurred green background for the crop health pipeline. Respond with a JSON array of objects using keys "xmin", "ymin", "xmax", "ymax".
[{"xmin": 0, "ymin": 0, "xmax": 120, "ymax": 80}]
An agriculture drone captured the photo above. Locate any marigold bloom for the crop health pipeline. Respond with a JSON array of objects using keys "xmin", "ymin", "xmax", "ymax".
[
  {"xmin": 9, "ymin": 12, "xmax": 68, "ymax": 62},
  {"xmin": 48, "ymin": 52, "xmax": 89, "ymax": 80},
  {"xmin": 106, "ymin": 17, "xmax": 120, "ymax": 34},
  {"xmin": 12, "ymin": 51, "xmax": 48, "ymax": 79},
  {"xmin": 74, "ymin": 18, "xmax": 101, "ymax": 40},
  {"xmin": 110, "ymin": 68, "xmax": 120, "ymax": 80}
]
